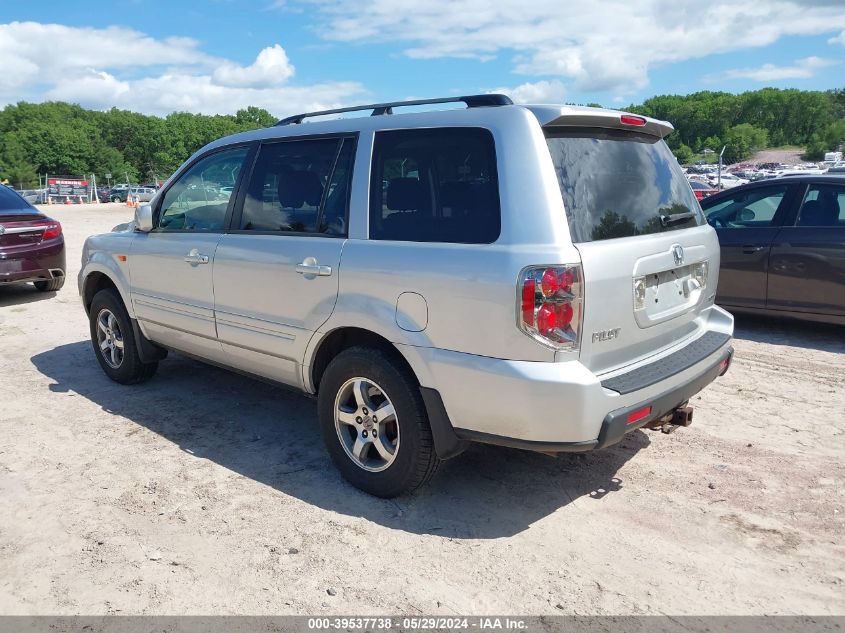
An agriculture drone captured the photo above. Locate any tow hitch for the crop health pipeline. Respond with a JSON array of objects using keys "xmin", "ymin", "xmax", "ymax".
[{"xmin": 644, "ymin": 404, "xmax": 694, "ymax": 434}]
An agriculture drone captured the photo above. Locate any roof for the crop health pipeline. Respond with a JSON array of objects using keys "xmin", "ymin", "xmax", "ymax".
[{"xmin": 203, "ymin": 98, "xmax": 674, "ymax": 155}]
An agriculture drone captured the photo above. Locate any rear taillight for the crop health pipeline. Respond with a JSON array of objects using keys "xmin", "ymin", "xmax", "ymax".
[
  {"xmin": 518, "ymin": 265, "xmax": 583, "ymax": 350},
  {"xmin": 33, "ymin": 220, "xmax": 62, "ymax": 240}
]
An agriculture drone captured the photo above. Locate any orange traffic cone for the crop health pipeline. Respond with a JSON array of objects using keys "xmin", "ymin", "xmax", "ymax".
[{"xmin": 64, "ymin": 197, "xmax": 71, "ymax": 205}]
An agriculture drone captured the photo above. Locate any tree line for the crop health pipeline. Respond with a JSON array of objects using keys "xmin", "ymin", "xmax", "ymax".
[
  {"xmin": 1, "ymin": 87, "xmax": 844, "ymax": 190},
  {"xmin": 0, "ymin": 103, "xmax": 276, "ymax": 189},
  {"xmin": 629, "ymin": 87, "xmax": 845, "ymax": 164}
]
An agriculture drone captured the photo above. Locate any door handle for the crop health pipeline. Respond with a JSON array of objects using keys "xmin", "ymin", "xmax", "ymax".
[
  {"xmin": 184, "ymin": 248, "xmax": 210, "ymax": 265},
  {"xmin": 742, "ymin": 245, "xmax": 765, "ymax": 254},
  {"xmin": 295, "ymin": 257, "xmax": 332, "ymax": 276}
]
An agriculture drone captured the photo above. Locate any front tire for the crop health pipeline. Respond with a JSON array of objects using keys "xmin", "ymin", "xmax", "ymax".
[
  {"xmin": 89, "ymin": 288, "xmax": 158, "ymax": 384},
  {"xmin": 318, "ymin": 346, "xmax": 440, "ymax": 497}
]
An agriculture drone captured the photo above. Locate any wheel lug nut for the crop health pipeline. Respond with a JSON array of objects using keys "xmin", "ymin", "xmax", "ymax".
[
  {"xmin": 372, "ymin": 416, "xmax": 377, "ymax": 423},
  {"xmin": 362, "ymin": 430, "xmax": 368, "ymax": 438},
  {"xmin": 356, "ymin": 416, "xmax": 362, "ymax": 423},
  {"xmin": 372, "ymin": 431, "xmax": 377, "ymax": 438},
  {"xmin": 362, "ymin": 407, "xmax": 368, "ymax": 415}
]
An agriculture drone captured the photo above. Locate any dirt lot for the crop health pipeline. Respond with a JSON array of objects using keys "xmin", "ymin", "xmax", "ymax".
[{"xmin": 1, "ymin": 203, "xmax": 843, "ymax": 615}]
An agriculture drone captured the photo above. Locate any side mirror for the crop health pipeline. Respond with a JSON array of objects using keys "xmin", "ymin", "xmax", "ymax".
[{"xmin": 135, "ymin": 204, "xmax": 153, "ymax": 232}]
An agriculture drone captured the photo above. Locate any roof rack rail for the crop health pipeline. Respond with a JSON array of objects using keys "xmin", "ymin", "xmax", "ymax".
[{"xmin": 273, "ymin": 94, "xmax": 513, "ymax": 126}]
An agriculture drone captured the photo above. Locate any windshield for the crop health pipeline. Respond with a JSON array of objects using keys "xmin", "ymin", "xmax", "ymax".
[{"xmin": 545, "ymin": 128, "xmax": 703, "ymax": 243}]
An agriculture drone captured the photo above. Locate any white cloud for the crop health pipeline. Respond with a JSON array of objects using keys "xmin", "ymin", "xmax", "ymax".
[
  {"xmin": 212, "ymin": 44, "xmax": 294, "ymax": 87},
  {"xmin": 0, "ymin": 21, "xmax": 366, "ymax": 116},
  {"xmin": 829, "ymin": 30, "xmax": 845, "ymax": 45},
  {"xmin": 0, "ymin": 21, "xmax": 209, "ymax": 90},
  {"xmin": 494, "ymin": 80, "xmax": 566, "ymax": 104},
  {"xmin": 708, "ymin": 56, "xmax": 839, "ymax": 82},
  {"xmin": 298, "ymin": 0, "xmax": 845, "ymax": 93}
]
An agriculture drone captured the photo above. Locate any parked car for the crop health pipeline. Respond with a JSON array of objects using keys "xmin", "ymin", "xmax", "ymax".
[
  {"xmin": 110, "ymin": 187, "xmax": 156, "ymax": 203},
  {"xmin": 707, "ymin": 173, "xmax": 748, "ymax": 189},
  {"xmin": 0, "ymin": 185, "xmax": 66, "ymax": 292},
  {"xmin": 688, "ymin": 180, "xmax": 719, "ymax": 200},
  {"xmin": 701, "ymin": 175, "xmax": 845, "ymax": 325},
  {"xmin": 79, "ymin": 95, "xmax": 734, "ymax": 497}
]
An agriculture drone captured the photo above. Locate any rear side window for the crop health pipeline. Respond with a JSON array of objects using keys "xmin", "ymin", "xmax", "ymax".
[
  {"xmin": 240, "ymin": 137, "xmax": 353, "ymax": 235},
  {"xmin": 546, "ymin": 128, "xmax": 703, "ymax": 243},
  {"xmin": 369, "ymin": 128, "xmax": 500, "ymax": 243},
  {"xmin": 0, "ymin": 186, "xmax": 29, "ymax": 211},
  {"xmin": 797, "ymin": 184, "xmax": 845, "ymax": 227}
]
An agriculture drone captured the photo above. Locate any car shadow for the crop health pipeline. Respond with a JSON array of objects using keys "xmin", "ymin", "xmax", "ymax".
[
  {"xmin": 732, "ymin": 313, "xmax": 845, "ymax": 354},
  {"xmin": 31, "ymin": 341, "xmax": 648, "ymax": 539},
  {"xmin": 0, "ymin": 284, "xmax": 57, "ymax": 308}
]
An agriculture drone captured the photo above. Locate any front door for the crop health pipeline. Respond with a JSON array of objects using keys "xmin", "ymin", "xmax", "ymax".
[
  {"xmin": 130, "ymin": 145, "xmax": 251, "ymax": 362},
  {"xmin": 213, "ymin": 136, "xmax": 355, "ymax": 386},
  {"xmin": 704, "ymin": 183, "xmax": 795, "ymax": 309},
  {"xmin": 767, "ymin": 182, "xmax": 845, "ymax": 317}
]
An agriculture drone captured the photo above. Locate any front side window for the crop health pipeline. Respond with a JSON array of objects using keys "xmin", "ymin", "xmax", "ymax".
[
  {"xmin": 369, "ymin": 128, "xmax": 500, "ymax": 244},
  {"xmin": 240, "ymin": 137, "xmax": 353, "ymax": 235},
  {"xmin": 704, "ymin": 185, "xmax": 789, "ymax": 228},
  {"xmin": 546, "ymin": 128, "xmax": 703, "ymax": 242},
  {"xmin": 158, "ymin": 147, "xmax": 249, "ymax": 231},
  {"xmin": 797, "ymin": 184, "xmax": 845, "ymax": 227}
]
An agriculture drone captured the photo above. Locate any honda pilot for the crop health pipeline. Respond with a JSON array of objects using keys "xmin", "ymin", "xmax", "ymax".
[{"xmin": 78, "ymin": 95, "xmax": 734, "ymax": 497}]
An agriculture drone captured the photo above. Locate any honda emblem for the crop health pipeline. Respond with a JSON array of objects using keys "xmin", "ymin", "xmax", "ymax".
[{"xmin": 672, "ymin": 244, "xmax": 684, "ymax": 266}]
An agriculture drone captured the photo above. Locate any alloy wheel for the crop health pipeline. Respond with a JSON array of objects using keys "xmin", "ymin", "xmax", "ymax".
[{"xmin": 334, "ymin": 377, "xmax": 400, "ymax": 472}]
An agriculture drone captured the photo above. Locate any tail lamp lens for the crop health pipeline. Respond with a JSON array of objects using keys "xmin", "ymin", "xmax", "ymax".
[
  {"xmin": 519, "ymin": 265, "xmax": 582, "ymax": 350},
  {"xmin": 34, "ymin": 221, "xmax": 62, "ymax": 240}
]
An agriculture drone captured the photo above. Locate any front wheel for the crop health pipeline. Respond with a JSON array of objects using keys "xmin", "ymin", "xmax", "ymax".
[
  {"xmin": 318, "ymin": 347, "xmax": 440, "ymax": 497},
  {"xmin": 89, "ymin": 288, "xmax": 158, "ymax": 384}
]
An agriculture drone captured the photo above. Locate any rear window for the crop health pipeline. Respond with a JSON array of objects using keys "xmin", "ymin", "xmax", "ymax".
[
  {"xmin": 0, "ymin": 186, "xmax": 29, "ymax": 211},
  {"xmin": 369, "ymin": 128, "xmax": 500, "ymax": 244},
  {"xmin": 545, "ymin": 128, "xmax": 703, "ymax": 243}
]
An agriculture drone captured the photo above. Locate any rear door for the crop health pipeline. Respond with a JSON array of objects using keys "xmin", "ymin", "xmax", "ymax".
[
  {"xmin": 544, "ymin": 127, "xmax": 720, "ymax": 374},
  {"xmin": 212, "ymin": 135, "xmax": 355, "ymax": 386},
  {"xmin": 767, "ymin": 182, "xmax": 845, "ymax": 317},
  {"xmin": 701, "ymin": 184, "xmax": 796, "ymax": 309}
]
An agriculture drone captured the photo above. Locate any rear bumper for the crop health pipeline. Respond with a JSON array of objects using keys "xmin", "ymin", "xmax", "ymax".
[
  {"xmin": 0, "ymin": 240, "xmax": 66, "ymax": 285},
  {"xmin": 412, "ymin": 305, "xmax": 734, "ymax": 455}
]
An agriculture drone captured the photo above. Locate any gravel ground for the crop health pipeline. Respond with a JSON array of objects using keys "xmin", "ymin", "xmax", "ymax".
[{"xmin": 1, "ymin": 203, "xmax": 843, "ymax": 615}]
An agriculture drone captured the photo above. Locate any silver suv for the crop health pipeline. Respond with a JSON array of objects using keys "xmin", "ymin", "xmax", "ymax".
[{"xmin": 79, "ymin": 95, "xmax": 734, "ymax": 497}]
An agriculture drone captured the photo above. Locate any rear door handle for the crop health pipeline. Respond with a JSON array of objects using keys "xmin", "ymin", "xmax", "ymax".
[
  {"xmin": 184, "ymin": 248, "xmax": 210, "ymax": 265},
  {"xmin": 742, "ymin": 245, "xmax": 765, "ymax": 254},
  {"xmin": 295, "ymin": 257, "xmax": 332, "ymax": 276}
]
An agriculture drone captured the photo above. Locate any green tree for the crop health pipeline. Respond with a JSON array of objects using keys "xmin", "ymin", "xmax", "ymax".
[
  {"xmin": 673, "ymin": 143, "xmax": 695, "ymax": 164},
  {"xmin": 591, "ymin": 211, "xmax": 639, "ymax": 241}
]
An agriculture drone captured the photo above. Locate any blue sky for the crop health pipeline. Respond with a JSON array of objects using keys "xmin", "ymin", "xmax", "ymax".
[{"xmin": 1, "ymin": 0, "xmax": 843, "ymax": 116}]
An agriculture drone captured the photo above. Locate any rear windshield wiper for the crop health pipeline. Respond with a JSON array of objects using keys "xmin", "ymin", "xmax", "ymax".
[{"xmin": 660, "ymin": 211, "xmax": 696, "ymax": 227}]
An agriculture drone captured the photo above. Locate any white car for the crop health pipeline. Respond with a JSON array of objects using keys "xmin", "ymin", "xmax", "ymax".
[{"xmin": 707, "ymin": 173, "xmax": 748, "ymax": 189}]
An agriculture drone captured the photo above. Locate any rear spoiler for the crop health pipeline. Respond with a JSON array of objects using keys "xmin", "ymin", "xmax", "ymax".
[{"xmin": 523, "ymin": 105, "xmax": 674, "ymax": 139}]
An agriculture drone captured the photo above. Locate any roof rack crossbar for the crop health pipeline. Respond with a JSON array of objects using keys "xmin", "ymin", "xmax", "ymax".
[{"xmin": 274, "ymin": 94, "xmax": 513, "ymax": 126}]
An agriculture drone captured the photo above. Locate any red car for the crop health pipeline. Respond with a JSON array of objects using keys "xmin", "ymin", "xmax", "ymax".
[
  {"xmin": 689, "ymin": 180, "xmax": 719, "ymax": 201},
  {"xmin": 0, "ymin": 186, "xmax": 66, "ymax": 292}
]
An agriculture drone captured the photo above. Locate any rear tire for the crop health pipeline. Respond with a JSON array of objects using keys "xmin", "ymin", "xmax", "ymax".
[
  {"xmin": 89, "ymin": 288, "xmax": 158, "ymax": 384},
  {"xmin": 34, "ymin": 277, "xmax": 64, "ymax": 292},
  {"xmin": 318, "ymin": 346, "xmax": 440, "ymax": 497}
]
